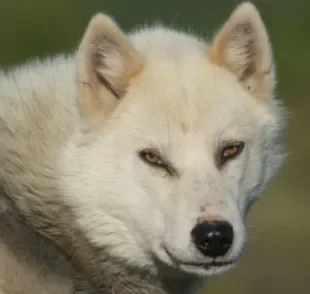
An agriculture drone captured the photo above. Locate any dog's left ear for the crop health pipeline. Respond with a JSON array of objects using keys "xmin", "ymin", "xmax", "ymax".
[
  {"xmin": 76, "ymin": 13, "xmax": 144, "ymax": 121},
  {"xmin": 208, "ymin": 2, "xmax": 275, "ymax": 101}
]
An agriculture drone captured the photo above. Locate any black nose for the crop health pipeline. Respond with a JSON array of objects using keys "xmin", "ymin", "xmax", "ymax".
[{"xmin": 191, "ymin": 221, "xmax": 234, "ymax": 258}]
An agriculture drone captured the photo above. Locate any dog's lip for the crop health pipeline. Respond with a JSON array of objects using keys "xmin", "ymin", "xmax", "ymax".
[{"xmin": 160, "ymin": 245, "xmax": 236, "ymax": 269}]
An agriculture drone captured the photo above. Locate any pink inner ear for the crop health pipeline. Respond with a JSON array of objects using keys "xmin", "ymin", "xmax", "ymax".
[
  {"xmin": 207, "ymin": 3, "xmax": 274, "ymax": 102},
  {"xmin": 75, "ymin": 13, "xmax": 145, "ymax": 120}
]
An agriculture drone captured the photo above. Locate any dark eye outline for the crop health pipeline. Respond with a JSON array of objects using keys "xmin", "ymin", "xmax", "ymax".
[
  {"xmin": 217, "ymin": 141, "xmax": 245, "ymax": 168},
  {"xmin": 138, "ymin": 149, "xmax": 176, "ymax": 176},
  {"xmin": 139, "ymin": 149, "xmax": 164, "ymax": 165},
  {"xmin": 139, "ymin": 149, "xmax": 165, "ymax": 167}
]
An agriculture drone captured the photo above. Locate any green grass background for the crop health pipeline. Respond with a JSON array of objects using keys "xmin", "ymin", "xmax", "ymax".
[{"xmin": 0, "ymin": 0, "xmax": 309, "ymax": 293}]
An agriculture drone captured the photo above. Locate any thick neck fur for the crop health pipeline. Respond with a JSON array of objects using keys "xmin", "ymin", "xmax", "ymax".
[
  {"xmin": 31, "ymin": 209, "xmax": 202, "ymax": 294},
  {"xmin": 55, "ymin": 205, "xmax": 203, "ymax": 293},
  {"xmin": 1, "ymin": 191, "xmax": 201, "ymax": 294},
  {"xmin": 0, "ymin": 195, "xmax": 75, "ymax": 293}
]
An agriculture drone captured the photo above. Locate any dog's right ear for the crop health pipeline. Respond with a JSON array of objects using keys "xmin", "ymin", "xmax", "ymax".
[{"xmin": 76, "ymin": 14, "xmax": 143, "ymax": 120}]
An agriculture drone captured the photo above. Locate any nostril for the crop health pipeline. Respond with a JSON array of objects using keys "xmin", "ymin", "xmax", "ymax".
[{"xmin": 191, "ymin": 220, "xmax": 234, "ymax": 258}]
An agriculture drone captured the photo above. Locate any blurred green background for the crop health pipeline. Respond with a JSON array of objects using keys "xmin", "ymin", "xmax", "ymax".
[{"xmin": 0, "ymin": 0, "xmax": 309, "ymax": 293}]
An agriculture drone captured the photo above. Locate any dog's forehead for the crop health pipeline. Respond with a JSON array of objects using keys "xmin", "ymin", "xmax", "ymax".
[{"xmin": 128, "ymin": 56, "xmax": 259, "ymax": 137}]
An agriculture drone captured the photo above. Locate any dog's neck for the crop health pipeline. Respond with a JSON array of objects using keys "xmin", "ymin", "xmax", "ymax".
[
  {"xmin": 69, "ymin": 225, "xmax": 204, "ymax": 294},
  {"xmin": 2, "ymin": 193, "xmax": 204, "ymax": 294},
  {"xmin": 75, "ymin": 270, "xmax": 203, "ymax": 294},
  {"xmin": 73, "ymin": 257, "xmax": 204, "ymax": 294},
  {"xmin": 0, "ymin": 197, "xmax": 76, "ymax": 293}
]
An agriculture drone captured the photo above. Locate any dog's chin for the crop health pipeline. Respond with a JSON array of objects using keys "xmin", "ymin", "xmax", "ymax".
[
  {"xmin": 153, "ymin": 243, "xmax": 236, "ymax": 277},
  {"xmin": 178, "ymin": 262, "xmax": 235, "ymax": 276}
]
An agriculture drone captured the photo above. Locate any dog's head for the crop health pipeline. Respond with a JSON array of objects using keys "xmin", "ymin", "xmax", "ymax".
[{"xmin": 61, "ymin": 2, "xmax": 286, "ymax": 277}]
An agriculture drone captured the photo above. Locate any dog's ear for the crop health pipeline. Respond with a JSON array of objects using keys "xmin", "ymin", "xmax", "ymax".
[
  {"xmin": 208, "ymin": 2, "xmax": 275, "ymax": 101},
  {"xmin": 76, "ymin": 13, "xmax": 143, "ymax": 120}
]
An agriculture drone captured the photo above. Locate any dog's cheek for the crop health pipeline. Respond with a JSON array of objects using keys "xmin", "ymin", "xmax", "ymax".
[{"xmin": 243, "ymin": 194, "xmax": 258, "ymax": 217}]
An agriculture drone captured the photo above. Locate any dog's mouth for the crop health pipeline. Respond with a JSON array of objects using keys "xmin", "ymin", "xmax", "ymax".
[
  {"xmin": 165, "ymin": 246, "xmax": 235, "ymax": 268},
  {"xmin": 154, "ymin": 244, "xmax": 237, "ymax": 276}
]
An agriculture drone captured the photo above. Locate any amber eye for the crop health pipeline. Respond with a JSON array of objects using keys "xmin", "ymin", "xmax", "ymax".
[
  {"xmin": 223, "ymin": 145, "xmax": 240, "ymax": 158},
  {"xmin": 219, "ymin": 142, "xmax": 245, "ymax": 166},
  {"xmin": 140, "ymin": 150, "xmax": 164, "ymax": 166}
]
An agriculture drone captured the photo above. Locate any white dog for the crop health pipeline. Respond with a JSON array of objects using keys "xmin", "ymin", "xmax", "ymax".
[{"xmin": 0, "ymin": 2, "xmax": 286, "ymax": 293}]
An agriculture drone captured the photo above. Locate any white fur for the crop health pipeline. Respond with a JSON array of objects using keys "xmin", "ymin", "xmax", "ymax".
[
  {"xmin": 60, "ymin": 3, "xmax": 285, "ymax": 277},
  {"xmin": 0, "ymin": 2, "xmax": 286, "ymax": 285}
]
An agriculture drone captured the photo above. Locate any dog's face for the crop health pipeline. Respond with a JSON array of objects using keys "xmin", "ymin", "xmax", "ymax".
[{"xmin": 62, "ymin": 3, "xmax": 285, "ymax": 277}]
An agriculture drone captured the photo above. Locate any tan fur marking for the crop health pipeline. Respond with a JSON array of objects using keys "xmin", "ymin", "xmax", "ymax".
[
  {"xmin": 207, "ymin": 2, "xmax": 274, "ymax": 101},
  {"xmin": 76, "ymin": 13, "xmax": 144, "ymax": 120}
]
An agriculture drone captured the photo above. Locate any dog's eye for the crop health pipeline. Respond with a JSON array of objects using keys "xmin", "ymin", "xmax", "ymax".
[
  {"xmin": 140, "ymin": 149, "xmax": 164, "ymax": 166},
  {"xmin": 139, "ymin": 149, "xmax": 177, "ymax": 176},
  {"xmin": 219, "ymin": 142, "xmax": 245, "ymax": 166}
]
